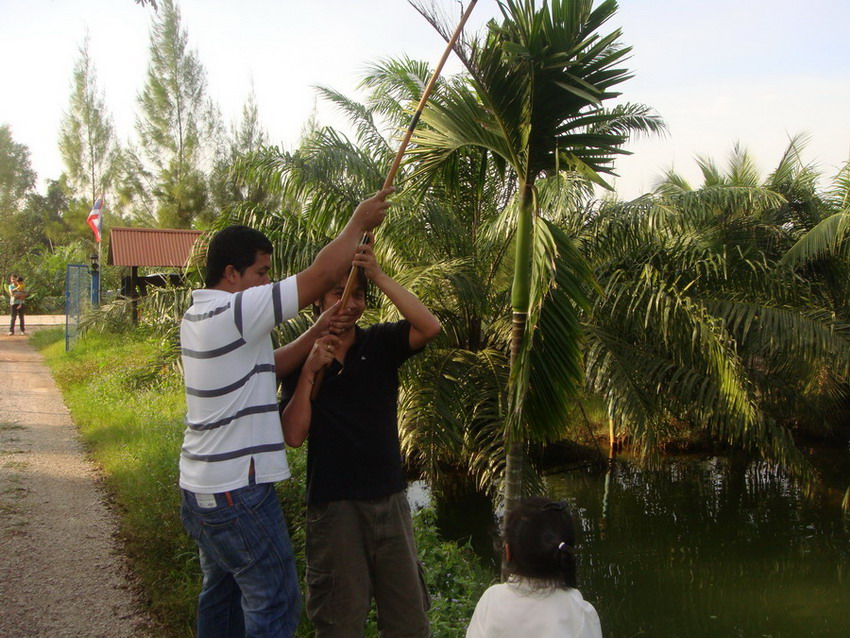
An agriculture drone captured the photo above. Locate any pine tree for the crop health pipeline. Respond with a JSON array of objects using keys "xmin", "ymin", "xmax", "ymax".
[
  {"xmin": 58, "ymin": 34, "xmax": 120, "ymax": 208},
  {"xmin": 135, "ymin": 0, "xmax": 219, "ymax": 227},
  {"xmin": 209, "ymin": 87, "xmax": 272, "ymax": 216},
  {"xmin": 0, "ymin": 124, "xmax": 36, "ymax": 215},
  {"xmin": 232, "ymin": 88, "xmax": 268, "ymax": 157}
]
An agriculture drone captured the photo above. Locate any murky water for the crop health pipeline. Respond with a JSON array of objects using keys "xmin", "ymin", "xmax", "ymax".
[{"xmin": 546, "ymin": 454, "xmax": 850, "ymax": 637}]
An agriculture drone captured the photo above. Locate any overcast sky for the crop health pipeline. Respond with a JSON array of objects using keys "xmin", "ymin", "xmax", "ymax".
[{"xmin": 2, "ymin": 0, "xmax": 849, "ymax": 200}]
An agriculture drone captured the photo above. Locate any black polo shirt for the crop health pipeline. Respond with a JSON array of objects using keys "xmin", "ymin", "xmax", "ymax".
[{"xmin": 282, "ymin": 320, "xmax": 419, "ymax": 505}]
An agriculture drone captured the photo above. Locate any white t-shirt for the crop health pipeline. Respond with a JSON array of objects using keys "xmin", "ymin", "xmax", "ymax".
[
  {"xmin": 179, "ymin": 277, "xmax": 299, "ymax": 493},
  {"xmin": 467, "ymin": 580, "xmax": 602, "ymax": 638}
]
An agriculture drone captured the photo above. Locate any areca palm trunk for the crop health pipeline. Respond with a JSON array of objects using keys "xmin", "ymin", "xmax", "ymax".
[{"xmin": 504, "ymin": 182, "xmax": 534, "ymax": 518}]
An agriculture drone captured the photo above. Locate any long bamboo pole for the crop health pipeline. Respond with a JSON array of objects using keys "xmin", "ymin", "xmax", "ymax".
[{"xmin": 311, "ymin": 0, "xmax": 478, "ymax": 398}]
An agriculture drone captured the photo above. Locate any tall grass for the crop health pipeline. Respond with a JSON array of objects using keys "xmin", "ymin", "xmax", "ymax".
[{"xmin": 33, "ymin": 326, "xmax": 493, "ymax": 636}]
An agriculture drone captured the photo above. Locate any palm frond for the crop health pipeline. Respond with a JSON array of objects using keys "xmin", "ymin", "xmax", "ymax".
[
  {"xmin": 507, "ymin": 217, "xmax": 593, "ymax": 440},
  {"xmin": 780, "ymin": 212, "xmax": 850, "ymax": 267}
]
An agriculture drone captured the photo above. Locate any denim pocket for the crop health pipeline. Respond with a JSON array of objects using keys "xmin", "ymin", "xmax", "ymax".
[
  {"xmin": 239, "ymin": 482, "xmax": 274, "ymax": 512},
  {"xmin": 199, "ymin": 513, "xmax": 255, "ymax": 575}
]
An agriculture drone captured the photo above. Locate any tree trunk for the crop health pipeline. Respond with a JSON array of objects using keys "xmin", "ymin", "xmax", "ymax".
[
  {"xmin": 503, "ymin": 310, "xmax": 527, "ymax": 514},
  {"xmin": 502, "ymin": 182, "xmax": 534, "ymax": 579}
]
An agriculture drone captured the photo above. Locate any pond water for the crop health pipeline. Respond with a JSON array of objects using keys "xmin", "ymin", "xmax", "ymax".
[
  {"xmin": 549, "ymin": 453, "xmax": 850, "ymax": 637},
  {"xmin": 422, "ymin": 450, "xmax": 850, "ymax": 637}
]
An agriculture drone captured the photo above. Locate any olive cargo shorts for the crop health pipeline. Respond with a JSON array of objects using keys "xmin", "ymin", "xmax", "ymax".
[{"xmin": 305, "ymin": 491, "xmax": 430, "ymax": 637}]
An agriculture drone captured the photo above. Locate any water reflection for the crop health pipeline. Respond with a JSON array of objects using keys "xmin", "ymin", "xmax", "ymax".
[
  {"xmin": 547, "ymin": 455, "xmax": 850, "ymax": 637},
  {"xmin": 410, "ymin": 477, "xmax": 501, "ymax": 569}
]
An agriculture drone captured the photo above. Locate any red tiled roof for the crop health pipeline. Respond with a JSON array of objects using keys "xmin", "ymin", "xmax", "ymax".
[{"xmin": 107, "ymin": 227, "xmax": 205, "ymax": 267}]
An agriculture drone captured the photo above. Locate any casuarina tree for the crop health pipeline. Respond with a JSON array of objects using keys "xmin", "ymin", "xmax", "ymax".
[
  {"xmin": 135, "ymin": 0, "xmax": 221, "ymax": 227},
  {"xmin": 59, "ymin": 34, "xmax": 121, "ymax": 209}
]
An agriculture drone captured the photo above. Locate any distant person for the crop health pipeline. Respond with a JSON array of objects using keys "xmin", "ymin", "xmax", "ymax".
[
  {"xmin": 466, "ymin": 497, "xmax": 602, "ymax": 638},
  {"xmin": 8, "ymin": 275, "xmax": 27, "ymax": 335},
  {"xmin": 7, "ymin": 274, "xmax": 16, "ymax": 311},
  {"xmin": 178, "ymin": 189, "xmax": 391, "ymax": 638},
  {"xmin": 279, "ymin": 234, "xmax": 440, "ymax": 637}
]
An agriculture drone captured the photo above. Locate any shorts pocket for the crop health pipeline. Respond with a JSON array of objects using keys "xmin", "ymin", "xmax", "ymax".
[
  {"xmin": 305, "ymin": 566, "xmax": 335, "ymax": 625},
  {"xmin": 417, "ymin": 560, "xmax": 431, "ymax": 612},
  {"xmin": 306, "ymin": 501, "xmax": 333, "ymax": 525}
]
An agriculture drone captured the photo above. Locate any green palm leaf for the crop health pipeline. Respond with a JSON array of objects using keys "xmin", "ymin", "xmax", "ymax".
[{"xmin": 780, "ymin": 212, "xmax": 850, "ymax": 267}]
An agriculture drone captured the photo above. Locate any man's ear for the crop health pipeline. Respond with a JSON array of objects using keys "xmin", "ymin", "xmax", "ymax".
[{"xmin": 222, "ymin": 264, "xmax": 239, "ymax": 284}]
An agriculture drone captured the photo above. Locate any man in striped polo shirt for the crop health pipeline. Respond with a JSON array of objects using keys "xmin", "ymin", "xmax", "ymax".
[{"xmin": 179, "ymin": 188, "xmax": 392, "ymax": 638}]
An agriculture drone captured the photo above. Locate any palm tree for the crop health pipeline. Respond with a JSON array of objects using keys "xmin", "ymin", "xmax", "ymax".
[
  {"xmin": 583, "ymin": 139, "xmax": 850, "ymax": 477},
  {"xmin": 779, "ymin": 159, "xmax": 850, "ymax": 317},
  {"xmin": 229, "ymin": 57, "xmax": 525, "ymax": 496},
  {"xmin": 409, "ymin": 0, "xmax": 663, "ymax": 511}
]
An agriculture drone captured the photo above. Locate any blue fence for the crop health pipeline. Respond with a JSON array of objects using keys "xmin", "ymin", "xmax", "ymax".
[{"xmin": 65, "ymin": 264, "xmax": 89, "ymax": 352}]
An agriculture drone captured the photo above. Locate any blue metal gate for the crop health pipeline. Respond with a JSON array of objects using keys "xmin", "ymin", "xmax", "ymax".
[{"xmin": 65, "ymin": 264, "xmax": 89, "ymax": 351}]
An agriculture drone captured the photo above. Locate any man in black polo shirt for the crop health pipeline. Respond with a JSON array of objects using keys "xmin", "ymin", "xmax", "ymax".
[{"xmin": 278, "ymin": 235, "xmax": 440, "ymax": 637}]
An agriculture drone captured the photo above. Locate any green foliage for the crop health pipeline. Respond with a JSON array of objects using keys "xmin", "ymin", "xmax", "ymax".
[
  {"xmin": 228, "ymin": 8, "xmax": 848, "ymax": 512},
  {"xmin": 0, "ymin": 123, "xmax": 35, "ymax": 215},
  {"xmin": 409, "ymin": 0, "xmax": 664, "ymax": 509},
  {"xmin": 16, "ymin": 241, "xmax": 91, "ymax": 313},
  {"xmin": 208, "ymin": 88, "xmax": 280, "ymax": 219},
  {"xmin": 0, "ymin": 176, "xmax": 106, "ymax": 311},
  {"xmin": 411, "ymin": 0, "xmax": 665, "ymax": 188},
  {"xmin": 58, "ymin": 34, "xmax": 120, "ymax": 206},
  {"xmin": 579, "ymin": 138, "xmax": 850, "ymax": 478},
  {"xmin": 234, "ymin": 4, "xmax": 654, "ymax": 499},
  {"xmin": 781, "ymin": 207, "xmax": 850, "ymax": 268},
  {"xmin": 133, "ymin": 0, "xmax": 221, "ymax": 227},
  {"xmin": 413, "ymin": 507, "xmax": 494, "ymax": 636}
]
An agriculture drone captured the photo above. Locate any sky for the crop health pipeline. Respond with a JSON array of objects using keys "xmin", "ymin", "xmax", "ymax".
[{"xmin": 1, "ymin": 0, "xmax": 849, "ymax": 201}]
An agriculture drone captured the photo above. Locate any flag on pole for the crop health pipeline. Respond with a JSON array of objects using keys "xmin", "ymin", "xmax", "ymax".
[{"xmin": 87, "ymin": 197, "xmax": 103, "ymax": 243}]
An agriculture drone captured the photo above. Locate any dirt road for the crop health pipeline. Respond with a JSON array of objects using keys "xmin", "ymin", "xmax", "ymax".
[{"xmin": 0, "ymin": 332, "xmax": 158, "ymax": 637}]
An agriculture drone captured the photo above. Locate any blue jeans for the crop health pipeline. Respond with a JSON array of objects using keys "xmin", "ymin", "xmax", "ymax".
[{"xmin": 180, "ymin": 482, "xmax": 301, "ymax": 637}]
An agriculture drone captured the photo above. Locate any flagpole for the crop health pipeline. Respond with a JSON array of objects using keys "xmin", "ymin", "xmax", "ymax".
[
  {"xmin": 97, "ymin": 222, "xmax": 102, "ymax": 306},
  {"xmin": 96, "ymin": 194, "xmax": 103, "ymax": 306},
  {"xmin": 87, "ymin": 194, "xmax": 103, "ymax": 307}
]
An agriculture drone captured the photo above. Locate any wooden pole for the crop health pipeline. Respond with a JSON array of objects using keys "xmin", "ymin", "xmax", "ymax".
[{"xmin": 311, "ymin": 0, "xmax": 478, "ymax": 398}]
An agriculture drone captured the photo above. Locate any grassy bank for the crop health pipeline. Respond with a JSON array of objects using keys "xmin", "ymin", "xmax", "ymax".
[{"xmin": 33, "ymin": 327, "xmax": 492, "ymax": 636}]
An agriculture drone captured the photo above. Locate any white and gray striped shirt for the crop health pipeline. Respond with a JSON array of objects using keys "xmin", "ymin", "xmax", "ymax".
[{"xmin": 179, "ymin": 276, "xmax": 299, "ymax": 493}]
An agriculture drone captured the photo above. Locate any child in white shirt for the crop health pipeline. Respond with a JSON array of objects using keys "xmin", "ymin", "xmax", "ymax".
[{"xmin": 467, "ymin": 497, "xmax": 602, "ymax": 638}]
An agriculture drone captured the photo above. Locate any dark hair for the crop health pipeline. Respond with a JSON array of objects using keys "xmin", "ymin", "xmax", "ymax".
[
  {"xmin": 504, "ymin": 496, "xmax": 578, "ymax": 589},
  {"xmin": 311, "ymin": 266, "xmax": 369, "ymax": 319},
  {"xmin": 16, "ymin": 277, "xmax": 23, "ymax": 283},
  {"xmin": 204, "ymin": 225, "xmax": 273, "ymax": 287}
]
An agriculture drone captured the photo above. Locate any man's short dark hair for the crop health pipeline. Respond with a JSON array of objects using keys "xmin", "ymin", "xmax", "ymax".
[
  {"xmin": 205, "ymin": 225, "xmax": 274, "ymax": 287},
  {"xmin": 312, "ymin": 267, "xmax": 369, "ymax": 319}
]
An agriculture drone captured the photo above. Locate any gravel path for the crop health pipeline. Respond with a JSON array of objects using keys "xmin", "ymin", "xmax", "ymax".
[{"xmin": 0, "ymin": 332, "xmax": 159, "ymax": 637}]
